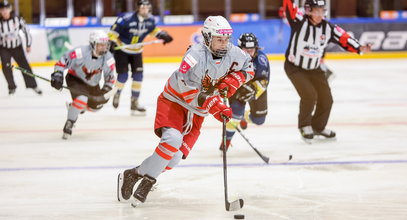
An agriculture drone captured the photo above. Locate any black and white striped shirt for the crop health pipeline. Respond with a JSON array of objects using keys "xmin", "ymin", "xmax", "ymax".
[
  {"xmin": 283, "ymin": 0, "xmax": 361, "ymax": 70},
  {"xmin": 0, "ymin": 15, "xmax": 32, "ymax": 49}
]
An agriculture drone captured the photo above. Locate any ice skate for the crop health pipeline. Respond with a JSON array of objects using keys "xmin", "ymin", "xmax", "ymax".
[
  {"xmin": 130, "ymin": 97, "xmax": 146, "ymax": 116},
  {"xmin": 112, "ymin": 92, "xmax": 120, "ymax": 109},
  {"xmin": 314, "ymin": 129, "xmax": 337, "ymax": 141},
  {"xmin": 132, "ymin": 175, "xmax": 156, "ymax": 204},
  {"xmin": 8, "ymin": 88, "xmax": 16, "ymax": 95},
  {"xmin": 117, "ymin": 168, "xmax": 143, "ymax": 202},
  {"xmin": 299, "ymin": 126, "xmax": 314, "ymax": 144},
  {"xmin": 62, "ymin": 120, "xmax": 75, "ymax": 140},
  {"xmin": 31, "ymin": 87, "xmax": 43, "ymax": 95}
]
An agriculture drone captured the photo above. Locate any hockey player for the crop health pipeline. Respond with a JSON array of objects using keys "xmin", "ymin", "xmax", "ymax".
[
  {"xmin": 51, "ymin": 30, "xmax": 116, "ymax": 139},
  {"xmin": 108, "ymin": 0, "xmax": 173, "ymax": 115},
  {"xmin": 117, "ymin": 16, "xmax": 254, "ymax": 205},
  {"xmin": 283, "ymin": 0, "xmax": 371, "ymax": 143},
  {"xmin": 220, "ymin": 33, "xmax": 270, "ymax": 150},
  {"xmin": 0, "ymin": 1, "xmax": 42, "ymax": 95}
]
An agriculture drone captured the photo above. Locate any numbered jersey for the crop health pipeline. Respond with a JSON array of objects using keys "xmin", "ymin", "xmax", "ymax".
[
  {"xmin": 54, "ymin": 45, "xmax": 116, "ymax": 88},
  {"xmin": 110, "ymin": 12, "xmax": 159, "ymax": 54},
  {"xmin": 163, "ymin": 43, "xmax": 254, "ymax": 117},
  {"xmin": 283, "ymin": 0, "xmax": 362, "ymax": 70}
]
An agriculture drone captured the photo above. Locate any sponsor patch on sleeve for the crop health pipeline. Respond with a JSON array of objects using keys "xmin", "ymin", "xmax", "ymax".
[
  {"xmin": 106, "ymin": 57, "xmax": 115, "ymax": 70},
  {"xmin": 179, "ymin": 54, "xmax": 197, "ymax": 74}
]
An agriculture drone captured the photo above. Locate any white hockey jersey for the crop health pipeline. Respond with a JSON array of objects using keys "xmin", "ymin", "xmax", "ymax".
[
  {"xmin": 163, "ymin": 43, "xmax": 254, "ymax": 117},
  {"xmin": 54, "ymin": 45, "xmax": 116, "ymax": 88}
]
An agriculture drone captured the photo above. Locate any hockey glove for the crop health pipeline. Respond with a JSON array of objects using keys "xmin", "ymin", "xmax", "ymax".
[
  {"xmin": 51, "ymin": 71, "xmax": 64, "ymax": 90},
  {"xmin": 100, "ymin": 85, "xmax": 112, "ymax": 94},
  {"xmin": 202, "ymin": 95, "xmax": 232, "ymax": 122},
  {"xmin": 235, "ymin": 84, "xmax": 256, "ymax": 102},
  {"xmin": 252, "ymin": 79, "xmax": 268, "ymax": 99},
  {"xmin": 218, "ymin": 71, "xmax": 246, "ymax": 98},
  {"xmin": 156, "ymin": 31, "xmax": 173, "ymax": 44}
]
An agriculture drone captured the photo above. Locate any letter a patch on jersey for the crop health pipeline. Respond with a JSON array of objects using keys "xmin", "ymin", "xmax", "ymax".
[{"xmin": 179, "ymin": 54, "xmax": 197, "ymax": 74}]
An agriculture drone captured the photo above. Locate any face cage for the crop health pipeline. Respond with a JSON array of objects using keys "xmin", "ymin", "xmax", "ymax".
[
  {"xmin": 91, "ymin": 41, "xmax": 111, "ymax": 57},
  {"xmin": 203, "ymin": 32, "xmax": 232, "ymax": 57}
]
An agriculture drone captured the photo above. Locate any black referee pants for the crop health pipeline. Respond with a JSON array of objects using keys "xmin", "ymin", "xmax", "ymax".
[
  {"xmin": 284, "ymin": 61, "xmax": 333, "ymax": 132},
  {"xmin": 0, "ymin": 45, "xmax": 37, "ymax": 90}
]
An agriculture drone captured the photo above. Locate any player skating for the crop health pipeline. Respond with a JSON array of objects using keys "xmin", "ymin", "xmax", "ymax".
[
  {"xmin": 51, "ymin": 30, "xmax": 116, "ymax": 139},
  {"xmin": 117, "ymin": 15, "xmax": 254, "ymax": 205},
  {"xmin": 108, "ymin": 0, "xmax": 173, "ymax": 115},
  {"xmin": 283, "ymin": 0, "xmax": 371, "ymax": 143},
  {"xmin": 219, "ymin": 33, "xmax": 270, "ymax": 150}
]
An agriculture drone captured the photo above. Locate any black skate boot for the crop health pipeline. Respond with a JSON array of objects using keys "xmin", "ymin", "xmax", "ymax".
[
  {"xmin": 8, "ymin": 88, "xmax": 16, "ymax": 95},
  {"xmin": 314, "ymin": 129, "xmax": 336, "ymax": 140},
  {"xmin": 132, "ymin": 175, "xmax": 156, "ymax": 204},
  {"xmin": 62, "ymin": 120, "xmax": 75, "ymax": 140},
  {"xmin": 112, "ymin": 92, "xmax": 120, "ymax": 108},
  {"xmin": 117, "ymin": 168, "xmax": 143, "ymax": 202},
  {"xmin": 130, "ymin": 97, "xmax": 146, "ymax": 116},
  {"xmin": 299, "ymin": 126, "xmax": 314, "ymax": 144}
]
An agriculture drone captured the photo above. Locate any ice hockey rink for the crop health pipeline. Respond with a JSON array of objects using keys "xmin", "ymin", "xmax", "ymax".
[{"xmin": 0, "ymin": 58, "xmax": 406, "ymax": 220}]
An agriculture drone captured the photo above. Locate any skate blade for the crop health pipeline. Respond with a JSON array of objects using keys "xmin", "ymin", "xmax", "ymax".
[
  {"xmin": 117, "ymin": 173, "xmax": 133, "ymax": 203},
  {"xmin": 301, "ymin": 137, "xmax": 313, "ymax": 144},
  {"xmin": 314, "ymin": 136, "xmax": 337, "ymax": 142},
  {"xmin": 62, "ymin": 133, "xmax": 70, "ymax": 140},
  {"xmin": 131, "ymin": 110, "xmax": 146, "ymax": 116}
]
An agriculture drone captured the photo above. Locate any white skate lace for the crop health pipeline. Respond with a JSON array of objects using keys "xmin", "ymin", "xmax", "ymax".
[{"xmin": 182, "ymin": 111, "xmax": 193, "ymax": 135}]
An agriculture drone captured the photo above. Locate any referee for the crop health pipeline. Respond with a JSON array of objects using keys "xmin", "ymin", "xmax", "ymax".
[
  {"xmin": 283, "ymin": 0, "xmax": 371, "ymax": 143},
  {"xmin": 0, "ymin": 0, "xmax": 41, "ymax": 95}
]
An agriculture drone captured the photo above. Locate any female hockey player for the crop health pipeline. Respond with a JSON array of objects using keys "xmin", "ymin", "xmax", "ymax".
[
  {"xmin": 220, "ymin": 33, "xmax": 271, "ymax": 150},
  {"xmin": 108, "ymin": 0, "xmax": 173, "ymax": 115},
  {"xmin": 51, "ymin": 30, "xmax": 116, "ymax": 139},
  {"xmin": 283, "ymin": 0, "xmax": 371, "ymax": 143},
  {"xmin": 117, "ymin": 15, "xmax": 254, "ymax": 205}
]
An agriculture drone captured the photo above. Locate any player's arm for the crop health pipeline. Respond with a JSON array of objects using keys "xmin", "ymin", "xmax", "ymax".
[
  {"xmin": 19, "ymin": 17, "xmax": 32, "ymax": 50},
  {"xmin": 330, "ymin": 23, "xmax": 372, "ymax": 54},
  {"xmin": 101, "ymin": 55, "xmax": 116, "ymax": 93},
  {"xmin": 51, "ymin": 50, "xmax": 72, "ymax": 90},
  {"xmin": 108, "ymin": 17, "xmax": 124, "ymax": 46}
]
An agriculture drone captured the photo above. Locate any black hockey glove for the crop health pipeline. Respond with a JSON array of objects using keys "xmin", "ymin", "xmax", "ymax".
[
  {"xmin": 100, "ymin": 85, "xmax": 112, "ymax": 95},
  {"xmin": 156, "ymin": 31, "xmax": 173, "ymax": 44},
  {"xmin": 50, "ymin": 71, "xmax": 64, "ymax": 90},
  {"xmin": 235, "ymin": 84, "xmax": 256, "ymax": 102}
]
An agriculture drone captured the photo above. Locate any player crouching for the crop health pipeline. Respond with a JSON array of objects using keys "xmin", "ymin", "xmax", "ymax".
[{"xmin": 51, "ymin": 30, "xmax": 116, "ymax": 139}]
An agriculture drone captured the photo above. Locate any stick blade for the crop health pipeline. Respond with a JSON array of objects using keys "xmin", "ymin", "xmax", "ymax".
[{"xmin": 226, "ymin": 198, "xmax": 244, "ymax": 211}]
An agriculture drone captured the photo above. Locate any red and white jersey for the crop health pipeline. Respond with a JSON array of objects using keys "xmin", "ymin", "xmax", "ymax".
[
  {"xmin": 162, "ymin": 43, "xmax": 254, "ymax": 116},
  {"xmin": 54, "ymin": 45, "xmax": 116, "ymax": 88}
]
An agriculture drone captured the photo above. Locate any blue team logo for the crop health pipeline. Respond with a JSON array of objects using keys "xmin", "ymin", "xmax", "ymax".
[
  {"xmin": 258, "ymin": 54, "xmax": 268, "ymax": 67},
  {"xmin": 191, "ymin": 28, "xmax": 203, "ymax": 44}
]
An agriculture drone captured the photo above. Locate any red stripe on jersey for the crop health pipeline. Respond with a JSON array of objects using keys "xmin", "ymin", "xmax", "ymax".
[
  {"xmin": 55, "ymin": 61, "xmax": 66, "ymax": 67},
  {"xmin": 68, "ymin": 69, "xmax": 77, "ymax": 76}
]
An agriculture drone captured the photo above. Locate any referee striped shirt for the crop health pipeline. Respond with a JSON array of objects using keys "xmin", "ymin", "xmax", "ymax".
[
  {"xmin": 283, "ymin": 0, "xmax": 361, "ymax": 70},
  {"xmin": 0, "ymin": 15, "xmax": 32, "ymax": 49}
]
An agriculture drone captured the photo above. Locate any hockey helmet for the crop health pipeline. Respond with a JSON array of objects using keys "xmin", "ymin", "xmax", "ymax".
[
  {"xmin": 0, "ymin": 0, "xmax": 11, "ymax": 9},
  {"xmin": 89, "ymin": 30, "xmax": 110, "ymax": 57},
  {"xmin": 137, "ymin": 0, "xmax": 151, "ymax": 6},
  {"xmin": 201, "ymin": 16, "xmax": 233, "ymax": 57},
  {"xmin": 238, "ymin": 33, "xmax": 258, "ymax": 49},
  {"xmin": 304, "ymin": 0, "xmax": 326, "ymax": 8}
]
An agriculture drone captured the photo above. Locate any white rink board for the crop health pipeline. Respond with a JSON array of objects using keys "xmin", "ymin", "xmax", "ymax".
[{"xmin": 0, "ymin": 59, "xmax": 407, "ymax": 220}]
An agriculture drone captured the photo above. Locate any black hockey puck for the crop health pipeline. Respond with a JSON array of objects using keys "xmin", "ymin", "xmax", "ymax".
[
  {"xmin": 234, "ymin": 214, "xmax": 245, "ymax": 219},
  {"xmin": 289, "ymin": 155, "xmax": 293, "ymax": 160}
]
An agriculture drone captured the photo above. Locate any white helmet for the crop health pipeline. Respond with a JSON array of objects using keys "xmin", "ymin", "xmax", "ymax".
[
  {"xmin": 89, "ymin": 30, "xmax": 110, "ymax": 57},
  {"xmin": 201, "ymin": 16, "xmax": 233, "ymax": 57}
]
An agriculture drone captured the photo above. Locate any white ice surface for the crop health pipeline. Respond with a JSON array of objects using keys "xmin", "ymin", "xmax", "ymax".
[{"xmin": 0, "ymin": 59, "xmax": 407, "ymax": 220}]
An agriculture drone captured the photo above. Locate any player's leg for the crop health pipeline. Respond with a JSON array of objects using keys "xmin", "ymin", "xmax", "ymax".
[
  {"xmin": 62, "ymin": 75, "xmax": 89, "ymax": 139},
  {"xmin": 0, "ymin": 48, "xmax": 16, "ymax": 94},
  {"xmin": 284, "ymin": 61, "xmax": 317, "ymax": 141},
  {"xmin": 310, "ymin": 69, "xmax": 335, "ymax": 138},
  {"xmin": 11, "ymin": 46, "xmax": 41, "ymax": 94},
  {"xmin": 112, "ymin": 50, "xmax": 130, "ymax": 108},
  {"xmin": 246, "ymin": 91, "xmax": 268, "ymax": 126},
  {"xmin": 130, "ymin": 53, "xmax": 146, "ymax": 114}
]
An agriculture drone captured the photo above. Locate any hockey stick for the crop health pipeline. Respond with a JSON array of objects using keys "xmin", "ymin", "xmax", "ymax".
[
  {"xmin": 234, "ymin": 126, "xmax": 270, "ymax": 164},
  {"xmin": 12, "ymin": 65, "xmax": 117, "ymax": 102},
  {"xmin": 221, "ymin": 93, "xmax": 244, "ymax": 211},
  {"xmin": 114, "ymin": 39, "xmax": 163, "ymax": 50}
]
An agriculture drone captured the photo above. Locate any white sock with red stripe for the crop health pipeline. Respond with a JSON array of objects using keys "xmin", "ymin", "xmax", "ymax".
[
  {"xmin": 68, "ymin": 95, "xmax": 88, "ymax": 121},
  {"xmin": 138, "ymin": 127, "xmax": 182, "ymax": 178}
]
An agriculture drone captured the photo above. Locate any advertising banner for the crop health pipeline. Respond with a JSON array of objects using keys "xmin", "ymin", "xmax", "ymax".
[{"xmin": 46, "ymin": 29, "xmax": 71, "ymax": 60}]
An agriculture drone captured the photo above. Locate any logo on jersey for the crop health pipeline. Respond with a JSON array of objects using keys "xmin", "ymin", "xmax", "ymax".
[
  {"xmin": 82, "ymin": 66, "xmax": 102, "ymax": 80},
  {"xmin": 179, "ymin": 54, "xmax": 197, "ymax": 74}
]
